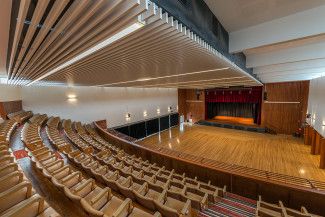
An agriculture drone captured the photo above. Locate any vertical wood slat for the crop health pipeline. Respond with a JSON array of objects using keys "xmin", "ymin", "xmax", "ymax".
[
  {"xmin": 320, "ymin": 139, "xmax": 325, "ymax": 169},
  {"xmin": 304, "ymin": 125, "xmax": 310, "ymax": 145},
  {"xmin": 315, "ymin": 133, "xmax": 321, "ymax": 155},
  {"xmin": 310, "ymin": 129, "xmax": 317, "ymax": 155}
]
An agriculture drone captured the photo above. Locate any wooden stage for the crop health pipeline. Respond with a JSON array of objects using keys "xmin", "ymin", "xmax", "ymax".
[
  {"xmin": 209, "ymin": 116, "xmax": 256, "ymax": 126},
  {"xmin": 138, "ymin": 124, "xmax": 325, "ymax": 182}
]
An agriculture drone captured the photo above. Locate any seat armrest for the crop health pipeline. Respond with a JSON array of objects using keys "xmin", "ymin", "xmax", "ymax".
[
  {"xmin": 51, "ymin": 165, "xmax": 71, "ymax": 176},
  {"xmin": 74, "ymin": 178, "xmax": 95, "ymax": 193},
  {"xmin": 181, "ymin": 199, "xmax": 191, "ymax": 215},
  {"xmin": 61, "ymin": 171, "xmax": 82, "ymax": 183},
  {"xmin": 201, "ymin": 193, "xmax": 209, "ymax": 210},
  {"xmin": 90, "ymin": 187, "xmax": 111, "ymax": 205},
  {"xmin": 157, "ymin": 189, "xmax": 167, "ymax": 204},
  {"xmin": 112, "ymin": 198, "xmax": 132, "ymax": 217}
]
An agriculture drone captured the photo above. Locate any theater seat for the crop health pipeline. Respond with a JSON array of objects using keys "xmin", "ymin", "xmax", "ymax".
[
  {"xmin": 154, "ymin": 190, "xmax": 192, "ymax": 217},
  {"xmin": 0, "ymin": 163, "xmax": 19, "ymax": 177},
  {"xmin": 0, "ymin": 181, "xmax": 33, "ymax": 213},
  {"xmin": 118, "ymin": 176, "xmax": 145, "ymax": 200},
  {"xmin": 0, "ymin": 194, "xmax": 60, "ymax": 217},
  {"xmin": 112, "ymin": 198, "xmax": 161, "ymax": 217},
  {"xmin": 52, "ymin": 171, "xmax": 84, "ymax": 191},
  {"xmin": 0, "ymin": 171, "xmax": 24, "ymax": 193},
  {"xmin": 198, "ymin": 183, "xmax": 226, "ymax": 203},
  {"xmin": 134, "ymin": 182, "xmax": 164, "ymax": 211},
  {"xmin": 80, "ymin": 187, "xmax": 125, "ymax": 217},
  {"xmin": 183, "ymin": 187, "xmax": 208, "ymax": 210},
  {"xmin": 64, "ymin": 178, "xmax": 102, "ymax": 205}
]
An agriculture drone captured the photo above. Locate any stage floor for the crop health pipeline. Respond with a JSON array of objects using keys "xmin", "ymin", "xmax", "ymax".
[
  {"xmin": 138, "ymin": 124, "xmax": 325, "ymax": 182},
  {"xmin": 208, "ymin": 116, "xmax": 256, "ymax": 126}
]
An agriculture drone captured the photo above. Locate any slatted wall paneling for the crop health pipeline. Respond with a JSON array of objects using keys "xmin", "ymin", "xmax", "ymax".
[{"xmin": 261, "ymin": 81, "xmax": 310, "ymax": 134}]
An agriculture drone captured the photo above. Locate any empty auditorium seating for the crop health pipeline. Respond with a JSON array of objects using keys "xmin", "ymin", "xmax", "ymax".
[
  {"xmin": 256, "ymin": 196, "xmax": 321, "ymax": 217},
  {"xmin": 0, "ymin": 136, "xmax": 60, "ymax": 216},
  {"xmin": 0, "ymin": 119, "xmax": 17, "ymax": 146},
  {"xmin": 7, "ymin": 110, "xmax": 33, "ymax": 124},
  {"xmin": 46, "ymin": 117, "xmax": 72, "ymax": 152}
]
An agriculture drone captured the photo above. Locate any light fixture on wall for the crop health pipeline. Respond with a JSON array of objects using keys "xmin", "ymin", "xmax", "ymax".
[
  {"xmin": 168, "ymin": 106, "xmax": 173, "ymax": 113},
  {"xmin": 125, "ymin": 113, "xmax": 131, "ymax": 121},
  {"xmin": 143, "ymin": 110, "xmax": 147, "ymax": 118},
  {"xmin": 67, "ymin": 94, "xmax": 77, "ymax": 102},
  {"xmin": 157, "ymin": 108, "xmax": 160, "ymax": 115}
]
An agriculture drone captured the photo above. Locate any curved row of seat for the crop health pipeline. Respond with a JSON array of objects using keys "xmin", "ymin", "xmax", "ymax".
[
  {"xmin": 0, "ymin": 119, "xmax": 17, "ymax": 146},
  {"xmin": 7, "ymin": 110, "xmax": 33, "ymax": 124},
  {"xmin": 62, "ymin": 119, "xmax": 94, "ymax": 154},
  {"xmin": 256, "ymin": 196, "xmax": 320, "ymax": 217},
  {"xmin": 0, "ymin": 141, "xmax": 60, "ymax": 216},
  {"xmin": 63, "ymin": 121, "xmax": 228, "ymax": 212},
  {"xmin": 73, "ymin": 121, "xmax": 323, "ymax": 217},
  {"xmin": 21, "ymin": 114, "xmax": 48, "ymax": 151},
  {"xmin": 46, "ymin": 117, "xmax": 72, "ymax": 153},
  {"xmin": 24, "ymin": 116, "xmax": 161, "ymax": 217}
]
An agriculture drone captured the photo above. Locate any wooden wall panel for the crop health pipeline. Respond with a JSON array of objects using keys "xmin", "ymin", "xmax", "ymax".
[
  {"xmin": 0, "ymin": 103, "xmax": 5, "ymax": 119},
  {"xmin": 0, "ymin": 100, "xmax": 22, "ymax": 119},
  {"xmin": 178, "ymin": 89, "xmax": 205, "ymax": 123},
  {"xmin": 261, "ymin": 81, "xmax": 309, "ymax": 135},
  {"xmin": 320, "ymin": 139, "xmax": 325, "ymax": 169}
]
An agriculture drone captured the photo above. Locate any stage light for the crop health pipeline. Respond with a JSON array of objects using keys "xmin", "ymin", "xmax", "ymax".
[{"xmin": 28, "ymin": 21, "xmax": 144, "ymax": 86}]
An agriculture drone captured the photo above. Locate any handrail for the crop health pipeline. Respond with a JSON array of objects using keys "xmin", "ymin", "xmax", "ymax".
[{"xmin": 94, "ymin": 122, "xmax": 325, "ymax": 195}]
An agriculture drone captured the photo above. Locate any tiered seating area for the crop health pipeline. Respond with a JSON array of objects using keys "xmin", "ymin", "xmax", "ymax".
[
  {"xmin": 7, "ymin": 110, "xmax": 33, "ymax": 124},
  {"xmin": 0, "ymin": 119, "xmax": 60, "ymax": 217},
  {"xmin": 24, "ymin": 116, "xmax": 161, "ymax": 217},
  {"xmin": 0, "ymin": 119, "xmax": 17, "ymax": 146},
  {"xmin": 1, "ymin": 112, "xmax": 322, "ymax": 217},
  {"xmin": 256, "ymin": 196, "xmax": 320, "ymax": 217}
]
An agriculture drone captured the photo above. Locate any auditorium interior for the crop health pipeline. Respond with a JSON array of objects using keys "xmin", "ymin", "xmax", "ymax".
[{"xmin": 1, "ymin": 0, "xmax": 325, "ymax": 216}]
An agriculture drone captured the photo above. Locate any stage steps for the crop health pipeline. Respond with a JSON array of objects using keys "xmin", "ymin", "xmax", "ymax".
[{"xmin": 199, "ymin": 193, "xmax": 256, "ymax": 217}]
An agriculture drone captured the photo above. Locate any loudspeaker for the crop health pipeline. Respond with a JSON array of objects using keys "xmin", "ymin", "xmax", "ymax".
[
  {"xmin": 195, "ymin": 89, "xmax": 201, "ymax": 100},
  {"xmin": 264, "ymin": 92, "xmax": 268, "ymax": 101}
]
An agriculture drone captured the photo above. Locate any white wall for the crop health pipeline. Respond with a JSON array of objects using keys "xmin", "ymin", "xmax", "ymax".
[
  {"xmin": 22, "ymin": 86, "xmax": 177, "ymax": 127},
  {"xmin": 0, "ymin": 84, "xmax": 22, "ymax": 101},
  {"xmin": 307, "ymin": 76, "xmax": 325, "ymax": 137}
]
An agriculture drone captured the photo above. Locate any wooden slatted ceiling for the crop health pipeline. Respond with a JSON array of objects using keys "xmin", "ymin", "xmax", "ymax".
[{"xmin": 7, "ymin": 0, "xmax": 261, "ymax": 88}]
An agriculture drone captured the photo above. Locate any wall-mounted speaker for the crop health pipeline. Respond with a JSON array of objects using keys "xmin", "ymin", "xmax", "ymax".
[{"xmin": 264, "ymin": 92, "xmax": 268, "ymax": 101}]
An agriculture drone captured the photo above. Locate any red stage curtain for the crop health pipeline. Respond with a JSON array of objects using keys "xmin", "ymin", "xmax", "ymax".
[{"xmin": 205, "ymin": 86, "xmax": 263, "ymax": 124}]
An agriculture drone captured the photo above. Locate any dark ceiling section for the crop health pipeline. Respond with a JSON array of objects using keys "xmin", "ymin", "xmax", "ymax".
[{"xmin": 151, "ymin": 0, "xmax": 255, "ymax": 76}]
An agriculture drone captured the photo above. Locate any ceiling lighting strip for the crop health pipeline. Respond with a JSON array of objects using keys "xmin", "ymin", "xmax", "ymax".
[{"xmin": 96, "ymin": 67, "xmax": 230, "ymax": 87}]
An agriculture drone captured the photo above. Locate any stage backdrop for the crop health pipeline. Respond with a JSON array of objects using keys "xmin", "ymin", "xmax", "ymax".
[{"xmin": 205, "ymin": 87, "xmax": 263, "ymax": 124}]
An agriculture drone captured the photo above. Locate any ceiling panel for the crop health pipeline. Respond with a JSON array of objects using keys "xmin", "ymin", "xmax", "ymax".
[{"xmin": 6, "ymin": 0, "xmax": 261, "ymax": 89}]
